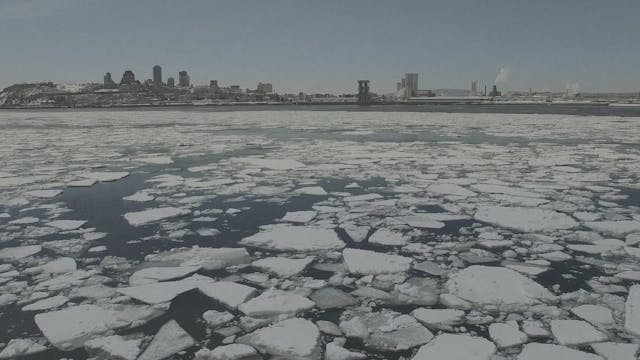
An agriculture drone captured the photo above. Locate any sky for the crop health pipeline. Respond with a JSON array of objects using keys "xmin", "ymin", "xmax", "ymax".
[{"xmin": 1, "ymin": 0, "xmax": 639, "ymax": 94}]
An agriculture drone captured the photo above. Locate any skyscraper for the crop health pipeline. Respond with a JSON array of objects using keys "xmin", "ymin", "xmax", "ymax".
[
  {"xmin": 120, "ymin": 70, "xmax": 136, "ymax": 85},
  {"xmin": 471, "ymin": 81, "xmax": 478, "ymax": 96},
  {"xmin": 178, "ymin": 71, "xmax": 190, "ymax": 87},
  {"xmin": 405, "ymin": 73, "xmax": 418, "ymax": 98},
  {"xmin": 167, "ymin": 77, "xmax": 175, "ymax": 87},
  {"xmin": 153, "ymin": 65, "xmax": 162, "ymax": 86},
  {"xmin": 210, "ymin": 80, "xmax": 218, "ymax": 90},
  {"xmin": 103, "ymin": 72, "xmax": 115, "ymax": 86}
]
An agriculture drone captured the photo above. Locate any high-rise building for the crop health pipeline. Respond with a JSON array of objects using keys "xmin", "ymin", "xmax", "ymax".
[
  {"xmin": 153, "ymin": 65, "xmax": 162, "ymax": 86},
  {"xmin": 257, "ymin": 82, "xmax": 273, "ymax": 93},
  {"xmin": 120, "ymin": 70, "xmax": 136, "ymax": 85},
  {"xmin": 230, "ymin": 85, "xmax": 240, "ymax": 93},
  {"xmin": 167, "ymin": 77, "xmax": 175, "ymax": 87},
  {"xmin": 103, "ymin": 72, "xmax": 115, "ymax": 86},
  {"xmin": 404, "ymin": 73, "xmax": 418, "ymax": 98},
  {"xmin": 357, "ymin": 80, "xmax": 370, "ymax": 105},
  {"xmin": 209, "ymin": 80, "xmax": 218, "ymax": 90},
  {"xmin": 471, "ymin": 81, "xmax": 478, "ymax": 96},
  {"xmin": 178, "ymin": 71, "xmax": 190, "ymax": 87}
]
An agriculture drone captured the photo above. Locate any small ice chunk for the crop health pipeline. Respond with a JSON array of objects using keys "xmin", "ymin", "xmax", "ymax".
[
  {"xmin": 137, "ymin": 320, "xmax": 195, "ymax": 360},
  {"xmin": 550, "ymin": 319, "xmax": 608, "ymax": 346},
  {"xmin": 517, "ymin": 343, "xmax": 604, "ymax": 360},
  {"xmin": 136, "ymin": 156, "xmax": 174, "ymax": 165},
  {"xmin": 123, "ymin": 207, "xmax": 190, "ymax": 226},
  {"xmin": 9, "ymin": 216, "xmax": 39, "ymax": 224},
  {"xmin": 238, "ymin": 157, "xmax": 305, "ymax": 170},
  {"xmin": 412, "ymin": 334, "xmax": 496, "ymax": 360},
  {"xmin": 117, "ymin": 277, "xmax": 200, "ymax": 304},
  {"xmin": 343, "ymin": 248, "xmax": 412, "ymax": 275},
  {"xmin": 203, "ymin": 310, "xmax": 235, "ymax": 328},
  {"xmin": 488, "ymin": 321, "xmax": 528, "ymax": 348},
  {"xmin": 342, "ymin": 223, "xmax": 370, "ymax": 243},
  {"xmin": 585, "ymin": 220, "xmax": 640, "ymax": 236},
  {"xmin": 26, "ymin": 189, "xmax": 62, "ymax": 198},
  {"xmin": 194, "ymin": 344, "xmax": 259, "ymax": 360},
  {"xmin": 251, "ymin": 256, "xmax": 314, "ymax": 278},
  {"xmin": 24, "ymin": 257, "xmax": 76, "ymax": 275},
  {"xmin": 310, "ymin": 287, "xmax": 357, "ymax": 309},
  {"xmin": 237, "ymin": 318, "xmax": 321, "ymax": 359},
  {"xmin": 325, "ymin": 341, "xmax": 366, "ymax": 360},
  {"xmin": 238, "ymin": 289, "xmax": 314, "ymax": 318},
  {"xmin": 123, "ymin": 191, "xmax": 154, "ymax": 202}
]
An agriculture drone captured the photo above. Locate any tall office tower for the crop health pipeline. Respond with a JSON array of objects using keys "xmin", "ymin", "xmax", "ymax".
[
  {"xmin": 397, "ymin": 82, "xmax": 402, "ymax": 91},
  {"xmin": 167, "ymin": 77, "xmax": 175, "ymax": 87},
  {"xmin": 405, "ymin": 73, "xmax": 418, "ymax": 98},
  {"xmin": 120, "ymin": 70, "xmax": 136, "ymax": 85},
  {"xmin": 103, "ymin": 72, "xmax": 114, "ymax": 86},
  {"xmin": 357, "ymin": 80, "xmax": 371, "ymax": 105},
  {"xmin": 257, "ymin": 82, "xmax": 273, "ymax": 93},
  {"xmin": 178, "ymin": 71, "xmax": 190, "ymax": 87},
  {"xmin": 209, "ymin": 80, "xmax": 218, "ymax": 90},
  {"xmin": 153, "ymin": 65, "xmax": 162, "ymax": 86},
  {"xmin": 471, "ymin": 81, "xmax": 478, "ymax": 96}
]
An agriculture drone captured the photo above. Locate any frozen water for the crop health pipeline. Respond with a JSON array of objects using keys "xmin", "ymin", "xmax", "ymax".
[
  {"xmin": 343, "ymin": 248, "xmax": 413, "ymax": 275},
  {"xmin": 475, "ymin": 206, "xmax": 578, "ymax": 232},
  {"xmin": 237, "ymin": 318, "xmax": 321, "ymax": 359},
  {"xmin": 123, "ymin": 207, "xmax": 191, "ymax": 226},
  {"xmin": 238, "ymin": 289, "xmax": 315, "ymax": 318},
  {"xmin": 137, "ymin": 320, "xmax": 195, "ymax": 360},
  {"xmin": 251, "ymin": 256, "xmax": 315, "ymax": 277},
  {"xmin": 517, "ymin": 343, "xmax": 604, "ymax": 360},
  {"xmin": 550, "ymin": 319, "xmax": 608, "ymax": 346},
  {"xmin": 240, "ymin": 224, "xmax": 345, "ymax": 252},
  {"xmin": 412, "ymin": 334, "xmax": 496, "ymax": 360}
]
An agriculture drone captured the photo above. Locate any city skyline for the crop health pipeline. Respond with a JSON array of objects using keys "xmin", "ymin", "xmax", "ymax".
[{"xmin": 1, "ymin": 0, "xmax": 639, "ymax": 93}]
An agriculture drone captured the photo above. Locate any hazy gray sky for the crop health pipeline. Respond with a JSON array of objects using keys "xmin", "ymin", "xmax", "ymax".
[{"xmin": 1, "ymin": 0, "xmax": 639, "ymax": 93}]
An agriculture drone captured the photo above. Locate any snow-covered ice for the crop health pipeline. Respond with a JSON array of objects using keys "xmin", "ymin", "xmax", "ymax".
[
  {"xmin": 240, "ymin": 225, "xmax": 345, "ymax": 252},
  {"xmin": 342, "ymin": 248, "xmax": 413, "ymax": 275},
  {"xmin": 123, "ymin": 207, "xmax": 190, "ymax": 226}
]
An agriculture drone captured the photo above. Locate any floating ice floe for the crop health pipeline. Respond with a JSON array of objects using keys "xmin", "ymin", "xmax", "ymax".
[
  {"xmin": 474, "ymin": 205, "xmax": 578, "ymax": 232},
  {"xmin": 238, "ymin": 289, "xmax": 315, "ymax": 318},
  {"xmin": 585, "ymin": 220, "xmax": 640, "ymax": 237},
  {"xmin": 136, "ymin": 156, "xmax": 174, "ymax": 165},
  {"xmin": 411, "ymin": 308, "xmax": 465, "ymax": 330},
  {"xmin": 571, "ymin": 304, "xmax": 615, "ymax": 326},
  {"xmin": 26, "ymin": 189, "xmax": 62, "ymax": 198},
  {"xmin": 517, "ymin": 343, "xmax": 604, "ymax": 360},
  {"xmin": 240, "ymin": 224, "xmax": 345, "ymax": 252},
  {"xmin": 550, "ymin": 319, "xmax": 608, "ymax": 346},
  {"xmin": 591, "ymin": 342, "xmax": 639, "ymax": 360},
  {"xmin": 237, "ymin": 318, "xmax": 321, "ymax": 359},
  {"xmin": 22, "ymin": 295, "xmax": 69, "ymax": 311},
  {"xmin": 46, "ymin": 219, "xmax": 87, "ymax": 230},
  {"xmin": 446, "ymin": 265, "xmax": 555, "ymax": 311},
  {"xmin": 8, "ymin": 216, "xmax": 39, "ymax": 224},
  {"xmin": 368, "ymin": 228, "xmax": 409, "ymax": 246},
  {"xmin": 342, "ymin": 248, "xmax": 413, "ymax": 275},
  {"xmin": 198, "ymin": 281, "xmax": 257, "ymax": 309},
  {"xmin": 34, "ymin": 304, "xmax": 163, "ymax": 350},
  {"xmin": 129, "ymin": 265, "xmax": 200, "ymax": 285},
  {"xmin": 625, "ymin": 284, "xmax": 640, "ymax": 337},
  {"xmin": 0, "ymin": 338, "xmax": 47, "ymax": 359},
  {"xmin": 137, "ymin": 320, "xmax": 195, "ymax": 360},
  {"xmin": 488, "ymin": 321, "xmax": 528, "ymax": 348},
  {"xmin": 281, "ymin": 210, "xmax": 317, "ymax": 223},
  {"xmin": 412, "ymin": 334, "xmax": 496, "ymax": 360},
  {"xmin": 237, "ymin": 157, "xmax": 305, "ymax": 170},
  {"xmin": 0, "ymin": 245, "xmax": 42, "ymax": 261},
  {"xmin": 123, "ymin": 191, "xmax": 154, "ymax": 202},
  {"xmin": 251, "ymin": 256, "xmax": 315, "ymax": 278},
  {"xmin": 294, "ymin": 186, "xmax": 328, "ymax": 196},
  {"xmin": 123, "ymin": 207, "xmax": 190, "ymax": 226},
  {"xmin": 194, "ymin": 343, "xmax": 259, "ymax": 360},
  {"xmin": 79, "ymin": 171, "xmax": 130, "ymax": 182},
  {"xmin": 145, "ymin": 247, "xmax": 250, "ymax": 270},
  {"xmin": 84, "ymin": 335, "xmax": 142, "ymax": 360}
]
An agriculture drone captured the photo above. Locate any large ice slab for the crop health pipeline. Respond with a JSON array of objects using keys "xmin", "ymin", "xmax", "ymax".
[
  {"xmin": 238, "ymin": 289, "xmax": 315, "ymax": 318},
  {"xmin": 240, "ymin": 225, "xmax": 345, "ymax": 252},
  {"xmin": 343, "ymin": 248, "xmax": 412, "ymax": 275},
  {"xmin": 411, "ymin": 334, "xmax": 496, "ymax": 360},
  {"xmin": 145, "ymin": 247, "xmax": 250, "ymax": 270},
  {"xmin": 251, "ymin": 256, "xmax": 314, "ymax": 278},
  {"xmin": 0, "ymin": 339, "xmax": 47, "ymax": 359},
  {"xmin": 0, "ymin": 245, "xmax": 41, "ymax": 261},
  {"xmin": 129, "ymin": 266, "xmax": 200, "ymax": 285},
  {"xmin": 124, "ymin": 207, "xmax": 190, "ymax": 226},
  {"xmin": 585, "ymin": 220, "xmax": 640, "ymax": 236},
  {"xmin": 198, "ymin": 281, "xmax": 257, "ymax": 309},
  {"xmin": 137, "ymin": 320, "xmax": 195, "ymax": 360},
  {"xmin": 34, "ymin": 304, "xmax": 163, "ymax": 350},
  {"xmin": 625, "ymin": 284, "xmax": 640, "ymax": 337},
  {"xmin": 550, "ymin": 319, "xmax": 607, "ymax": 346},
  {"xmin": 517, "ymin": 343, "xmax": 604, "ymax": 360},
  {"xmin": 474, "ymin": 205, "xmax": 577, "ymax": 232},
  {"xmin": 446, "ymin": 265, "xmax": 555, "ymax": 310},
  {"xmin": 80, "ymin": 171, "xmax": 129, "ymax": 182},
  {"xmin": 237, "ymin": 318, "xmax": 321, "ymax": 359}
]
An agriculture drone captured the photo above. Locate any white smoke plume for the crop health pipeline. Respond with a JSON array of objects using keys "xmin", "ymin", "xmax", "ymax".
[{"xmin": 494, "ymin": 67, "xmax": 510, "ymax": 85}]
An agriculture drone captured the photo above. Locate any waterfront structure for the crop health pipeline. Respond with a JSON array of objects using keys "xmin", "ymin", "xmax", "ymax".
[
  {"xmin": 230, "ymin": 85, "xmax": 240, "ymax": 93},
  {"xmin": 167, "ymin": 77, "xmax": 175, "ymax": 87},
  {"xmin": 210, "ymin": 80, "xmax": 218, "ymax": 90},
  {"xmin": 257, "ymin": 82, "xmax": 273, "ymax": 94},
  {"xmin": 489, "ymin": 85, "xmax": 502, "ymax": 97},
  {"xmin": 153, "ymin": 65, "xmax": 162, "ymax": 86},
  {"xmin": 357, "ymin": 80, "xmax": 370, "ymax": 105},
  {"xmin": 405, "ymin": 73, "xmax": 418, "ymax": 98},
  {"xmin": 103, "ymin": 72, "xmax": 115, "ymax": 86},
  {"xmin": 471, "ymin": 81, "xmax": 478, "ymax": 96},
  {"xmin": 178, "ymin": 71, "xmax": 190, "ymax": 87},
  {"xmin": 120, "ymin": 70, "xmax": 136, "ymax": 85}
]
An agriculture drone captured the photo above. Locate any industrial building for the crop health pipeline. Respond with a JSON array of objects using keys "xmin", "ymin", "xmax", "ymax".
[{"xmin": 257, "ymin": 82, "xmax": 273, "ymax": 94}]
